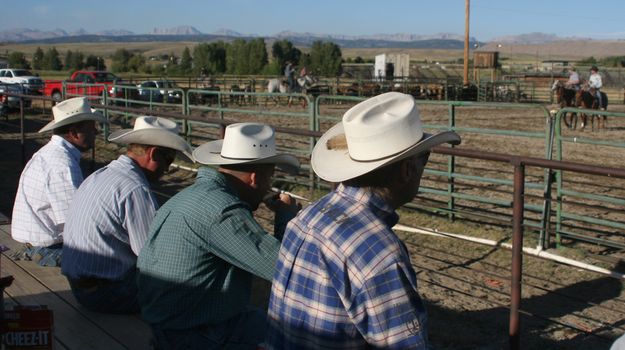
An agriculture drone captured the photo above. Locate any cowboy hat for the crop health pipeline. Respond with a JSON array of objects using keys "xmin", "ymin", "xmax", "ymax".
[
  {"xmin": 193, "ymin": 123, "xmax": 299, "ymax": 174},
  {"xmin": 108, "ymin": 116, "xmax": 194, "ymax": 161},
  {"xmin": 39, "ymin": 97, "xmax": 107, "ymax": 133},
  {"xmin": 311, "ymin": 92, "xmax": 461, "ymax": 182}
]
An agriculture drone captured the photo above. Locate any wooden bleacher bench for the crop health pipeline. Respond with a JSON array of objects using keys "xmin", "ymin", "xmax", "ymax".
[{"xmin": 0, "ymin": 223, "xmax": 153, "ymax": 350}]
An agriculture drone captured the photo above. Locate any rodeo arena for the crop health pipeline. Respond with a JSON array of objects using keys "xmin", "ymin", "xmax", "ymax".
[{"xmin": 1, "ymin": 46, "xmax": 625, "ymax": 350}]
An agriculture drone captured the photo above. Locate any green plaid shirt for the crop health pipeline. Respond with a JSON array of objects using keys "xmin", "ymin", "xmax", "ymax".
[{"xmin": 137, "ymin": 167, "xmax": 287, "ymax": 329}]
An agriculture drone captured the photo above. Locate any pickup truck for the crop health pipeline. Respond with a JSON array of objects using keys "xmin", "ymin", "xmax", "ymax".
[
  {"xmin": 136, "ymin": 80, "xmax": 182, "ymax": 103},
  {"xmin": 44, "ymin": 70, "xmax": 120, "ymax": 102},
  {"xmin": 0, "ymin": 69, "xmax": 44, "ymax": 95}
]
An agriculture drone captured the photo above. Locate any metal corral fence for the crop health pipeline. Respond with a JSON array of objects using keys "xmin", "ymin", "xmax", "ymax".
[
  {"xmin": 10, "ymin": 88, "xmax": 625, "ymax": 253},
  {"xmin": 6, "ymin": 92, "xmax": 625, "ymax": 349}
]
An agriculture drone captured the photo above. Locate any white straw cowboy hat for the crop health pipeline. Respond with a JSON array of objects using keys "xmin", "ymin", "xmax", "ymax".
[
  {"xmin": 39, "ymin": 97, "xmax": 107, "ymax": 133},
  {"xmin": 193, "ymin": 123, "xmax": 300, "ymax": 174},
  {"xmin": 108, "ymin": 116, "xmax": 194, "ymax": 161},
  {"xmin": 312, "ymin": 92, "xmax": 461, "ymax": 182}
]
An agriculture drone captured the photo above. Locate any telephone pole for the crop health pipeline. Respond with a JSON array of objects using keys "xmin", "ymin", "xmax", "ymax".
[{"xmin": 463, "ymin": 0, "xmax": 470, "ymax": 86}]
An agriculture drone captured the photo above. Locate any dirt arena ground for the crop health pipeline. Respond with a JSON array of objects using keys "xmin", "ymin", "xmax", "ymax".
[{"xmin": 1, "ymin": 98, "xmax": 624, "ymax": 349}]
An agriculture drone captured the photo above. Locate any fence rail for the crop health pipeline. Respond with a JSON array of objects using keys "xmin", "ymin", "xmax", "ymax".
[{"xmin": 6, "ymin": 90, "xmax": 625, "ymax": 253}]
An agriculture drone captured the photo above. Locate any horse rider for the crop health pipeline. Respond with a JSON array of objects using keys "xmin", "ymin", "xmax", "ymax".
[
  {"xmin": 588, "ymin": 65, "xmax": 604, "ymax": 109},
  {"xmin": 565, "ymin": 67, "xmax": 580, "ymax": 90},
  {"xmin": 284, "ymin": 61, "xmax": 295, "ymax": 92}
]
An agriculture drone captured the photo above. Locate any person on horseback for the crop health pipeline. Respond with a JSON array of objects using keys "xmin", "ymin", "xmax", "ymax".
[
  {"xmin": 589, "ymin": 65, "xmax": 604, "ymax": 110},
  {"xmin": 565, "ymin": 67, "xmax": 580, "ymax": 90},
  {"xmin": 284, "ymin": 61, "xmax": 295, "ymax": 93}
]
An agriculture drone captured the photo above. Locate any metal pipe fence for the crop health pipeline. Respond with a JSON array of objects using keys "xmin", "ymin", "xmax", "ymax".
[
  {"xmin": 6, "ymin": 89, "xmax": 625, "ymax": 252},
  {"xmin": 8, "ymin": 93, "xmax": 625, "ymax": 348}
]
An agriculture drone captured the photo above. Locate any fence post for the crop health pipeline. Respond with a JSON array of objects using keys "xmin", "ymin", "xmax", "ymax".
[
  {"xmin": 447, "ymin": 104, "xmax": 456, "ymax": 221},
  {"xmin": 509, "ymin": 158, "xmax": 525, "ymax": 350},
  {"xmin": 20, "ymin": 98, "xmax": 25, "ymax": 166}
]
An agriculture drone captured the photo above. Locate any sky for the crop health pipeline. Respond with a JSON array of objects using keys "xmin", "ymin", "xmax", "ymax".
[{"xmin": 3, "ymin": 0, "xmax": 625, "ymax": 41}]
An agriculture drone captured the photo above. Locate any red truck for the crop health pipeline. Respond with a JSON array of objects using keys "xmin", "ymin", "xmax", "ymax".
[{"xmin": 44, "ymin": 70, "xmax": 121, "ymax": 102}]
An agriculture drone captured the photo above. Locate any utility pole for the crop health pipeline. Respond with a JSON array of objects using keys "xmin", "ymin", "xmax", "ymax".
[{"xmin": 463, "ymin": 0, "xmax": 470, "ymax": 86}]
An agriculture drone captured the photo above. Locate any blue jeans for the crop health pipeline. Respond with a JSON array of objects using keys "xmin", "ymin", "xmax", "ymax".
[
  {"xmin": 151, "ymin": 308, "xmax": 267, "ymax": 350},
  {"xmin": 12, "ymin": 243, "xmax": 63, "ymax": 267},
  {"xmin": 68, "ymin": 269, "xmax": 139, "ymax": 314}
]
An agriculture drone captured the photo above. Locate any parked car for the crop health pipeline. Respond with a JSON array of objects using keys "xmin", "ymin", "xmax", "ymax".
[
  {"xmin": 0, "ymin": 83, "xmax": 32, "ymax": 110},
  {"xmin": 136, "ymin": 80, "xmax": 182, "ymax": 103},
  {"xmin": 108, "ymin": 82, "xmax": 140, "ymax": 106},
  {"xmin": 44, "ymin": 70, "xmax": 121, "ymax": 102},
  {"xmin": 0, "ymin": 69, "xmax": 44, "ymax": 95}
]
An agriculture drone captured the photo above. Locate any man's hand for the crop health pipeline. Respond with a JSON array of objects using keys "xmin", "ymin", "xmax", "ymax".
[{"xmin": 264, "ymin": 193, "xmax": 301, "ymax": 215}]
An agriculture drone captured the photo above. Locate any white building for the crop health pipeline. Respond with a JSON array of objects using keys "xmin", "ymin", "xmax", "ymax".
[{"xmin": 374, "ymin": 53, "xmax": 410, "ymax": 79}]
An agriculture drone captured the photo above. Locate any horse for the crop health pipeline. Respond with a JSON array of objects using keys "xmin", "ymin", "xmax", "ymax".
[
  {"xmin": 551, "ymin": 80, "xmax": 579, "ymax": 129},
  {"xmin": 576, "ymin": 87, "xmax": 608, "ymax": 130},
  {"xmin": 266, "ymin": 78, "xmax": 289, "ymax": 106}
]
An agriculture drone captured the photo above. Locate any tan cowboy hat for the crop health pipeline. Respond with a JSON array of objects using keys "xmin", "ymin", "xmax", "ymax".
[
  {"xmin": 39, "ymin": 97, "xmax": 107, "ymax": 133},
  {"xmin": 312, "ymin": 92, "xmax": 461, "ymax": 182},
  {"xmin": 108, "ymin": 116, "xmax": 194, "ymax": 161},
  {"xmin": 193, "ymin": 123, "xmax": 300, "ymax": 174}
]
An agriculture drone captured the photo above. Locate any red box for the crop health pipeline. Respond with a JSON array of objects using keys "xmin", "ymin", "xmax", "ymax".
[{"xmin": 3, "ymin": 306, "xmax": 54, "ymax": 350}]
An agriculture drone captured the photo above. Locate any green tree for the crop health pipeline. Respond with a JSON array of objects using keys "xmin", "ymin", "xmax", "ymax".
[
  {"xmin": 271, "ymin": 40, "xmax": 301, "ymax": 69},
  {"xmin": 64, "ymin": 50, "xmax": 74, "ymax": 70},
  {"xmin": 308, "ymin": 41, "xmax": 342, "ymax": 76},
  {"xmin": 111, "ymin": 48, "xmax": 132, "ymax": 72},
  {"xmin": 127, "ymin": 54, "xmax": 146, "ymax": 73},
  {"xmin": 42, "ymin": 47, "xmax": 62, "ymax": 70},
  {"xmin": 247, "ymin": 38, "xmax": 268, "ymax": 74},
  {"xmin": 179, "ymin": 47, "xmax": 193, "ymax": 74},
  {"xmin": 226, "ymin": 39, "xmax": 247, "ymax": 74},
  {"xmin": 72, "ymin": 51, "xmax": 85, "ymax": 70},
  {"xmin": 226, "ymin": 38, "xmax": 268, "ymax": 74},
  {"xmin": 7, "ymin": 52, "xmax": 31, "ymax": 69},
  {"xmin": 85, "ymin": 55, "xmax": 106, "ymax": 70},
  {"xmin": 32, "ymin": 47, "xmax": 44, "ymax": 70},
  {"xmin": 193, "ymin": 41, "xmax": 227, "ymax": 75},
  {"xmin": 64, "ymin": 50, "xmax": 84, "ymax": 70}
]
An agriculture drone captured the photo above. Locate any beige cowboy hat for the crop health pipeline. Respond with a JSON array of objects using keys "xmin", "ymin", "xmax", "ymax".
[
  {"xmin": 108, "ymin": 116, "xmax": 194, "ymax": 161},
  {"xmin": 39, "ymin": 97, "xmax": 107, "ymax": 133},
  {"xmin": 193, "ymin": 123, "xmax": 300, "ymax": 174},
  {"xmin": 312, "ymin": 92, "xmax": 461, "ymax": 182}
]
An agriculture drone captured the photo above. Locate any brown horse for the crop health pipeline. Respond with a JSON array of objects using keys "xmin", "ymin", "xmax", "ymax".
[
  {"xmin": 551, "ymin": 80, "xmax": 579, "ymax": 129},
  {"xmin": 576, "ymin": 87, "xmax": 608, "ymax": 130}
]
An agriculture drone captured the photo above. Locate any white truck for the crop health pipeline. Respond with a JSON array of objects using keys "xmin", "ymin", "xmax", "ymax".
[{"xmin": 0, "ymin": 69, "xmax": 45, "ymax": 95}]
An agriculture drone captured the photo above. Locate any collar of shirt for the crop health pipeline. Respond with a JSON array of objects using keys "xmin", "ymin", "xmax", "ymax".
[
  {"xmin": 112, "ymin": 154, "xmax": 151, "ymax": 184},
  {"xmin": 335, "ymin": 183, "xmax": 400, "ymax": 228},
  {"xmin": 50, "ymin": 135, "xmax": 81, "ymax": 164},
  {"xmin": 197, "ymin": 166, "xmax": 241, "ymax": 196}
]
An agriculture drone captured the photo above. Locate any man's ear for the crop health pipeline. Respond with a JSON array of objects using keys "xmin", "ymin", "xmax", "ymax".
[
  {"xmin": 248, "ymin": 171, "xmax": 259, "ymax": 188},
  {"xmin": 146, "ymin": 146, "xmax": 159, "ymax": 162},
  {"xmin": 399, "ymin": 158, "xmax": 413, "ymax": 184}
]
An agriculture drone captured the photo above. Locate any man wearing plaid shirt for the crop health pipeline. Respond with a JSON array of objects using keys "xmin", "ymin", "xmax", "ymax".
[
  {"xmin": 11, "ymin": 97, "xmax": 105, "ymax": 267},
  {"xmin": 267, "ymin": 92, "xmax": 461, "ymax": 349}
]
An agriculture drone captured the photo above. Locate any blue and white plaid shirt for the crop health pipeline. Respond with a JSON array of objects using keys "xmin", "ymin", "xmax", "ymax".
[
  {"xmin": 12, "ymin": 135, "xmax": 83, "ymax": 247},
  {"xmin": 62, "ymin": 155, "xmax": 158, "ymax": 280},
  {"xmin": 267, "ymin": 184, "xmax": 428, "ymax": 349}
]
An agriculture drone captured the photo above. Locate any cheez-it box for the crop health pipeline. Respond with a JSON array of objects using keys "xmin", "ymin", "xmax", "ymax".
[{"xmin": 3, "ymin": 305, "xmax": 54, "ymax": 350}]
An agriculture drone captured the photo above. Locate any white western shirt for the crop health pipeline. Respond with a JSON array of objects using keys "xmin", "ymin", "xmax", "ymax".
[{"xmin": 11, "ymin": 135, "xmax": 84, "ymax": 246}]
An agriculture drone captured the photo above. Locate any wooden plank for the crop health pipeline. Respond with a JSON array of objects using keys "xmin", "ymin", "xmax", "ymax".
[
  {"xmin": 4, "ymin": 292, "xmax": 68, "ymax": 350},
  {"xmin": 0, "ymin": 225, "xmax": 152, "ymax": 350},
  {"xmin": 2, "ymin": 255, "xmax": 127, "ymax": 349}
]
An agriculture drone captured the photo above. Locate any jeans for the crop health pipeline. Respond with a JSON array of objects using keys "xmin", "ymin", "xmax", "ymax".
[
  {"xmin": 68, "ymin": 269, "xmax": 140, "ymax": 314},
  {"xmin": 151, "ymin": 308, "xmax": 267, "ymax": 350},
  {"xmin": 12, "ymin": 243, "xmax": 63, "ymax": 267}
]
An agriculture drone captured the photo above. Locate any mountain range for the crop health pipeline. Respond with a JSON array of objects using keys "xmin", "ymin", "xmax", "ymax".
[{"xmin": 0, "ymin": 25, "xmax": 599, "ymax": 48}]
